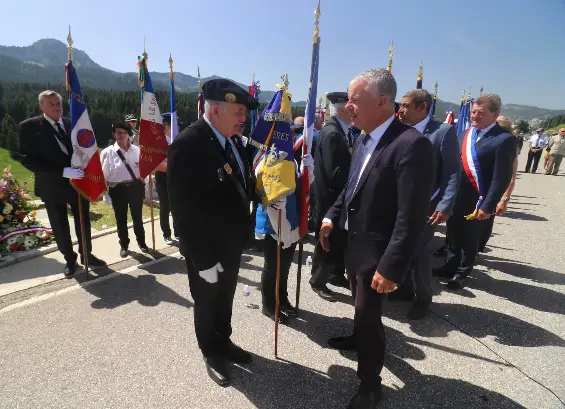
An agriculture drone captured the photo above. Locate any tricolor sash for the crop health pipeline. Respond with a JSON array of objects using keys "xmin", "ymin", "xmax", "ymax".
[{"xmin": 461, "ymin": 127, "xmax": 484, "ymax": 220}]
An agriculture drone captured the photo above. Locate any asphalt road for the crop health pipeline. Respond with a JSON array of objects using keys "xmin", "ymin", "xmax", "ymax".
[{"xmin": 1, "ymin": 152, "xmax": 564, "ymax": 409}]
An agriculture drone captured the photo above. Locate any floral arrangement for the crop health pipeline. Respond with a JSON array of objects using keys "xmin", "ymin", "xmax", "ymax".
[{"xmin": 0, "ymin": 166, "xmax": 54, "ymax": 254}]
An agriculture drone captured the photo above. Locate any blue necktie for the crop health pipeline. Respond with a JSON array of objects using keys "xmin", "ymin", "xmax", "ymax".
[{"xmin": 345, "ymin": 133, "xmax": 372, "ymax": 203}]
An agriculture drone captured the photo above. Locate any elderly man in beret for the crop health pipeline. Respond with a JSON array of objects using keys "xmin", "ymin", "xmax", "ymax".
[{"xmin": 167, "ymin": 78, "xmax": 259, "ymax": 387}]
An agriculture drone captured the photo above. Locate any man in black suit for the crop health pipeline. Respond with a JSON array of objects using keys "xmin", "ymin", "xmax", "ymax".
[
  {"xmin": 396, "ymin": 89, "xmax": 460, "ymax": 319},
  {"xmin": 433, "ymin": 94, "xmax": 516, "ymax": 290},
  {"xmin": 310, "ymin": 91, "xmax": 353, "ymax": 301},
  {"xmin": 167, "ymin": 79, "xmax": 258, "ymax": 388},
  {"xmin": 18, "ymin": 90, "xmax": 105, "ymax": 278},
  {"xmin": 321, "ymin": 69, "xmax": 434, "ymax": 409}
]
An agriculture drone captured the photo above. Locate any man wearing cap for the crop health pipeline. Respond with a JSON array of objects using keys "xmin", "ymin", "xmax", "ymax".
[
  {"xmin": 154, "ymin": 113, "xmax": 179, "ymax": 245},
  {"xmin": 310, "ymin": 91, "xmax": 353, "ymax": 302},
  {"xmin": 100, "ymin": 123, "xmax": 149, "ymax": 257},
  {"xmin": 125, "ymin": 114, "xmax": 140, "ymax": 145},
  {"xmin": 525, "ymin": 128, "xmax": 549, "ymax": 173},
  {"xmin": 168, "ymin": 78, "xmax": 258, "ymax": 387}
]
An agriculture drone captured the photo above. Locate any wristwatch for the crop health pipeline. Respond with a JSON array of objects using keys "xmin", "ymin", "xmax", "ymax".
[{"xmin": 501, "ymin": 196, "xmax": 510, "ymax": 201}]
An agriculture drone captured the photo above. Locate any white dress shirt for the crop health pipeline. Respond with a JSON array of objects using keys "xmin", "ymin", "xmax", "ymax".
[
  {"xmin": 413, "ymin": 116, "xmax": 430, "ymax": 134},
  {"xmin": 100, "ymin": 142, "xmax": 141, "ymax": 187},
  {"xmin": 475, "ymin": 121, "xmax": 497, "ymax": 142},
  {"xmin": 43, "ymin": 114, "xmax": 69, "ymax": 154}
]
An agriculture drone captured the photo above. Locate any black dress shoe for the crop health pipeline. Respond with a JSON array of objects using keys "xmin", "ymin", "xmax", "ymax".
[
  {"xmin": 261, "ymin": 306, "xmax": 289, "ymax": 325},
  {"xmin": 120, "ymin": 248, "xmax": 129, "ymax": 258},
  {"xmin": 221, "ymin": 341, "xmax": 252, "ymax": 365},
  {"xmin": 328, "ymin": 274, "xmax": 350, "ymax": 289},
  {"xmin": 447, "ymin": 274, "xmax": 465, "ymax": 290},
  {"xmin": 432, "ymin": 264, "xmax": 454, "ymax": 278},
  {"xmin": 204, "ymin": 355, "xmax": 230, "ymax": 387},
  {"xmin": 387, "ymin": 286, "xmax": 415, "ymax": 301},
  {"xmin": 138, "ymin": 243, "xmax": 150, "ymax": 253},
  {"xmin": 327, "ymin": 335, "xmax": 356, "ymax": 351},
  {"xmin": 280, "ymin": 299, "xmax": 298, "ymax": 316},
  {"xmin": 347, "ymin": 388, "xmax": 382, "ymax": 409},
  {"xmin": 63, "ymin": 262, "xmax": 77, "ymax": 279},
  {"xmin": 311, "ymin": 285, "xmax": 337, "ymax": 302},
  {"xmin": 80, "ymin": 254, "xmax": 107, "ymax": 267},
  {"xmin": 407, "ymin": 299, "xmax": 431, "ymax": 320}
]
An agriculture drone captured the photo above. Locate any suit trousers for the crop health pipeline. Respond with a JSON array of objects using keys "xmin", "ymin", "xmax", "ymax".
[
  {"xmin": 155, "ymin": 171, "xmax": 178, "ymax": 238},
  {"xmin": 545, "ymin": 155, "xmax": 563, "ymax": 175},
  {"xmin": 410, "ymin": 222, "xmax": 436, "ymax": 303},
  {"xmin": 44, "ymin": 194, "xmax": 92, "ymax": 264},
  {"xmin": 349, "ymin": 272, "xmax": 386, "ymax": 391},
  {"xmin": 310, "ymin": 228, "xmax": 347, "ymax": 288},
  {"xmin": 261, "ymin": 235, "xmax": 297, "ymax": 309},
  {"xmin": 445, "ymin": 212, "xmax": 487, "ymax": 278},
  {"xmin": 185, "ymin": 248, "xmax": 243, "ymax": 357},
  {"xmin": 525, "ymin": 149, "xmax": 543, "ymax": 172},
  {"xmin": 478, "ymin": 216, "xmax": 495, "ymax": 252},
  {"xmin": 108, "ymin": 181, "xmax": 146, "ymax": 249}
]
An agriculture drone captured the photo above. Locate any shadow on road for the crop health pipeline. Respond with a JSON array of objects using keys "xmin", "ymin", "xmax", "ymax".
[
  {"xmin": 479, "ymin": 254, "xmax": 565, "ymax": 285},
  {"xmin": 500, "ymin": 210, "xmax": 548, "ymax": 222}
]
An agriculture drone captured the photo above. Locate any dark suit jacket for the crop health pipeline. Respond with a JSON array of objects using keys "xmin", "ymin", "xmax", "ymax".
[
  {"xmin": 313, "ymin": 116, "xmax": 351, "ymax": 229},
  {"xmin": 18, "ymin": 115, "xmax": 74, "ymax": 202},
  {"xmin": 456, "ymin": 123, "xmax": 516, "ymax": 215},
  {"xmin": 326, "ymin": 118, "xmax": 434, "ymax": 283},
  {"xmin": 422, "ymin": 119, "xmax": 460, "ymax": 215},
  {"xmin": 167, "ymin": 118, "xmax": 254, "ymax": 271}
]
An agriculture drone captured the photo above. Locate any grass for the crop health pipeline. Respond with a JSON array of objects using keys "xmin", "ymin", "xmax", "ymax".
[{"xmin": 546, "ymin": 123, "xmax": 565, "ymax": 134}]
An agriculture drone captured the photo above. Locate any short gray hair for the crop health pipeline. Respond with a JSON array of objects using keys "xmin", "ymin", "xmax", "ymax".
[
  {"xmin": 350, "ymin": 68, "xmax": 397, "ymax": 105},
  {"xmin": 403, "ymin": 89, "xmax": 433, "ymax": 114},
  {"xmin": 329, "ymin": 103, "xmax": 345, "ymax": 117},
  {"xmin": 475, "ymin": 94, "xmax": 502, "ymax": 114},
  {"xmin": 38, "ymin": 90, "xmax": 62, "ymax": 104}
]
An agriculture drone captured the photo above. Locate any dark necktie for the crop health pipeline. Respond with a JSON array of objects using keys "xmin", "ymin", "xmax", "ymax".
[
  {"xmin": 224, "ymin": 138, "xmax": 245, "ymax": 187},
  {"xmin": 344, "ymin": 133, "xmax": 372, "ymax": 203},
  {"xmin": 54, "ymin": 122, "xmax": 72, "ymax": 154},
  {"xmin": 346, "ymin": 128, "xmax": 353, "ymax": 148}
]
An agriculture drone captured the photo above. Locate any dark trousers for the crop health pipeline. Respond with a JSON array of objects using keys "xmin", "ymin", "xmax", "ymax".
[
  {"xmin": 478, "ymin": 216, "xmax": 495, "ymax": 252},
  {"xmin": 155, "ymin": 171, "xmax": 177, "ymax": 238},
  {"xmin": 108, "ymin": 181, "xmax": 146, "ymax": 249},
  {"xmin": 350, "ymin": 272, "xmax": 385, "ymax": 391},
  {"xmin": 410, "ymin": 222, "xmax": 436, "ymax": 302},
  {"xmin": 310, "ymin": 227, "xmax": 347, "ymax": 288},
  {"xmin": 445, "ymin": 209, "xmax": 488, "ymax": 278},
  {"xmin": 44, "ymin": 194, "xmax": 92, "ymax": 265},
  {"xmin": 261, "ymin": 235, "xmax": 297, "ymax": 309},
  {"xmin": 186, "ymin": 248, "xmax": 243, "ymax": 357},
  {"xmin": 525, "ymin": 149, "xmax": 543, "ymax": 172}
]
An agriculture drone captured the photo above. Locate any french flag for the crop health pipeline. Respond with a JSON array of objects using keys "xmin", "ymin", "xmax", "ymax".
[{"xmin": 65, "ymin": 62, "xmax": 106, "ymax": 201}]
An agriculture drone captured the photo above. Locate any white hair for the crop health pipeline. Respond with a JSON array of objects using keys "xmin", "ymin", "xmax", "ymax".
[
  {"xmin": 350, "ymin": 68, "xmax": 397, "ymax": 105},
  {"xmin": 329, "ymin": 103, "xmax": 345, "ymax": 117},
  {"xmin": 38, "ymin": 90, "xmax": 62, "ymax": 104},
  {"xmin": 204, "ymin": 99, "xmax": 227, "ymax": 113}
]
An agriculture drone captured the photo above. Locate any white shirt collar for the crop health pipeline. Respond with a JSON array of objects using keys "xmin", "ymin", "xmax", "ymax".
[
  {"xmin": 366, "ymin": 115, "xmax": 396, "ymax": 141},
  {"xmin": 43, "ymin": 113, "xmax": 64, "ymax": 128},
  {"xmin": 413, "ymin": 116, "xmax": 431, "ymax": 134},
  {"xmin": 335, "ymin": 117, "xmax": 350, "ymax": 136},
  {"xmin": 112, "ymin": 141, "xmax": 133, "ymax": 152}
]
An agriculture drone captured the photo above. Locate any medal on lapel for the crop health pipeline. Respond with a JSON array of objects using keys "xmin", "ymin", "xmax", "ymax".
[
  {"xmin": 224, "ymin": 163, "xmax": 233, "ymax": 175},
  {"xmin": 217, "ymin": 168, "xmax": 225, "ymax": 182}
]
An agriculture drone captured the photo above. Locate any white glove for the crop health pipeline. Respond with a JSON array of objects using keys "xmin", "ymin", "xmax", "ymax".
[
  {"xmin": 199, "ymin": 262, "xmax": 224, "ymax": 284},
  {"xmin": 63, "ymin": 167, "xmax": 84, "ymax": 179},
  {"xmin": 103, "ymin": 192, "xmax": 112, "ymax": 205},
  {"xmin": 269, "ymin": 197, "xmax": 286, "ymax": 210},
  {"xmin": 301, "ymin": 153, "xmax": 314, "ymax": 168}
]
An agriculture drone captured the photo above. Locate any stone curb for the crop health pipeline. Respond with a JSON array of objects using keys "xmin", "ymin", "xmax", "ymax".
[{"xmin": 0, "ymin": 217, "xmax": 155, "ymax": 268}]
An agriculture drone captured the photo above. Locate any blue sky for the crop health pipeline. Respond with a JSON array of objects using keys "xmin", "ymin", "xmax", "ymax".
[{"xmin": 2, "ymin": 0, "xmax": 565, "ymax": 108}]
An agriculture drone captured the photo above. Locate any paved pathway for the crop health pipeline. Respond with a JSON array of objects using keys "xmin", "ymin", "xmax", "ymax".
[{"xmin": 0, "ymin": 150, "xmax": 564, "ymax": 408}]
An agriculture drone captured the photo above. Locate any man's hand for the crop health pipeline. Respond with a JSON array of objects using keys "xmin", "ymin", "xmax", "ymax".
[
  {"xmin": 319, "ymin": 222, "xmax": 333, "ymax": 252},
  {"xmin": 476, "ymin": 209, "xmax": 492, "ymax": 220},
  {"xmin": 429, "ymin": 211, "xmax": 449, "ymax": 225},
  {"xmin": 495, "ymin": 201, "xmax": 508, "ymax": 216},
  {"xmin": 62, "ymin": 167, "xmax": 84, "ymax": 180},
  {"xmin": 199, "ymin": 262, "xmax": 224, "ymax": 284},
  {"xmin": 371, "ymin": 271, "xmax": 397, "ymax": 293}
]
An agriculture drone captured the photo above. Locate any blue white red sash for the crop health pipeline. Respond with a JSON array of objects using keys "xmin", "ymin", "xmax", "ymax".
[{"xmin": 461, "ymin": 127, "xmax": 484, "ymax": 216}]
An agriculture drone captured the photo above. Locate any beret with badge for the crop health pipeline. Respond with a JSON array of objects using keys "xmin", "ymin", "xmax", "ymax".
[
  {"xmin": 202, "ymin": 78, "xmax": 259, "ymax": 110},
  {"xmin": 326, "ymin": 92, "xmax": 348, "ymax": 104}
]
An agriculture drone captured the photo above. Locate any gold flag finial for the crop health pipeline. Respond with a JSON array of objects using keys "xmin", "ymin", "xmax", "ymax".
[
  {"xmin": 67, "ymin": 25, "xmax": 73, "ymax": 62},
  {"xmin": 318, "ymin": 96, "xmax": 323, "ymax": 107},
  {"xmin": 387, "ymin": 40, "xmax": 394, "ymax": 72},
  {"xmin": 197, "ymin": 65, "xmax": 202, "ymax": 90},
  {"xmin": 417, "ymin": 61, "xmax": 423, "ymax": 81},
  {"xmin": 313, "ymin": 0, "xmax": 321, "ymax": 41},
  {"xmin": 434, "ymin": 81, "xmax": 438, "ymax": 98},
  {"xmin": 142, "ymin": 37, "xmax": 148, "ymax": 59},
  {"xmin": 468, "ymin": 86, "xmax": 472, "ymax": 99},
  {"xmin": 252, "ymin": 72, "xmax": 255, "ymax": 83},
  {"xmin": 480, "ymin": 86, "xmax": 484, "ymax": 95},
  {"xmin": 169, "ymin": 54, "xmax": 174, "ymax": 79},
  {"xmin": 280, "ymin": 73, "xmax": 289, "ymax": 90},
  {"xmin": 461, "ymin": 89, "xmax": 466, "ymax": 102}
]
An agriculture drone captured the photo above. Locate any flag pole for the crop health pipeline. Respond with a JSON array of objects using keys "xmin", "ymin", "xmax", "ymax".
[
  {"xmin": 387, "ymin": 40, "xmax": 394, "ymax": 73},
  {"xmin": 67, "ymin": 27, "xmax": 89, "ymax": 278}
]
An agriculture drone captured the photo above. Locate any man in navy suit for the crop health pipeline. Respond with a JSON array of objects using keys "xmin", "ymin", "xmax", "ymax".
[
  {"xmin": 397, "ymin": 89, "xmax": 460, "ymax": 319},
  {"xmin": 433, "ymin": 94, "xmax": 516, "ymax": 290}
]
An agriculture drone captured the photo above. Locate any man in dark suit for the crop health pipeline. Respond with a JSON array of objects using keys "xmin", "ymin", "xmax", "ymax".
[
  {"xmin": 167, "ymin": 79, "xmax": 258, "ymax": 388},
  {"xmin": 18, "ymin": 90, "xmax": 105, "ymax": 278},
  {"xmin": 310, "ymin": 91, "xmax": 353, "ymax": 301},
  {"xmin": 433, "ymin": 94, "xmax": 516, "ymax": 290},
  {"xmin": 321, "ymin": 69, "xmax": 434, "ymax": 409},
  {"xmin": 396, "ymin": 89, "xmax": 460, "ymax": 319}
]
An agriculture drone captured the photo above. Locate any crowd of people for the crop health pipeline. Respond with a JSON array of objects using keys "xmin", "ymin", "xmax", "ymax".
[{"xmin": 16, "ymin": 67, "xmax": 540, "ymax": 408}]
